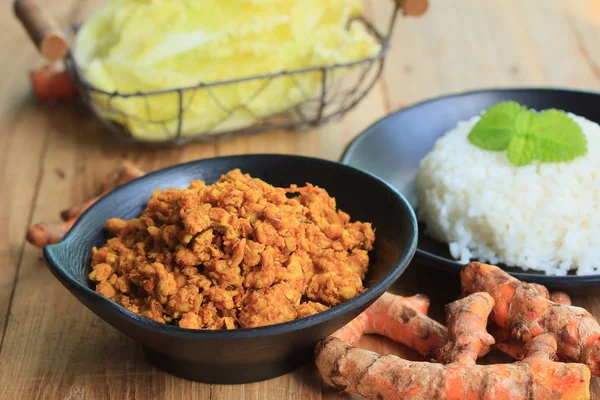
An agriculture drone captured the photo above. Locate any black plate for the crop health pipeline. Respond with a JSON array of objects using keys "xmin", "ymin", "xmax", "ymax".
[
  {"xmin": 341, "ymin": 88, "xmax": 600, "ymax": 289},
  {"xmin": 44, "ymin": 154, "xmax": 418, "ymax": 383}
]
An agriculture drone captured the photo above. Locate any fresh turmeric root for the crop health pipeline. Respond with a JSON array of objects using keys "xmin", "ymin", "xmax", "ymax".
[
  {"xmin": 26, "ymin": 218, "xmax": 77, "ymax": 248},
  {"xmin": 437, "ymin": 292, "xmax": 495, "ymax": 364},
  {"xmin": 462, "ymin": 262, "xmax": 600, "ymax": 375},
  {"xmin": 316, "ymin": 292, "xmax": 591, "ymax": 400},
  {"xmin": 30, "ymin": 64, "xmax": 79, "ymax": 102},
  {"xmin": 494, "ymin": 291, "xmax": 572, "ymax": 359},
  {"xmin": 551, "ymin": 291, "xmax": 572, "ymax": 305},
  {"xmin": 26, "ymin": 161, "xmax": 145, "ymax": 248},
  {"xmin": 495, "ymin": 292, "xmax": 571, "ymax": 360},
  {"xmin": 332, "ymin": 292, "xmax": 447, "ymax": 358},
  {"xmin": 60, "ymin": 161, "xmax": 145, "ymax": 221}
]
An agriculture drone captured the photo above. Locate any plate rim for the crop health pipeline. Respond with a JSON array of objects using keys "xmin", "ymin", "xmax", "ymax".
[{"xmin": 340, "ymin": 86, "xmax": 600, "ymax": 286}]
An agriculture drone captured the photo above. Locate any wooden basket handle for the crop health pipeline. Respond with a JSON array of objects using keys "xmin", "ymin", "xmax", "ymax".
[
  {"xmin": 395, "ymin": 0, "xmax": 429, "ymax": 16},
  {"xmin": 14, "ymin": 0, "xmax": 68, "ymax": 61}
]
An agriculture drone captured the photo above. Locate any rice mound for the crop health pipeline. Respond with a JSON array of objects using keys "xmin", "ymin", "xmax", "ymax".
[{"xmin": 416, "ymin": 112, "xmax": 600, "ymax": 276}]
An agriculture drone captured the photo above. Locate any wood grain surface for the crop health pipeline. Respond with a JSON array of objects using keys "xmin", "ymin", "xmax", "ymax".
[{"xmin": 1, "ymin": 0, "xmax": 600, "ymax": 399}]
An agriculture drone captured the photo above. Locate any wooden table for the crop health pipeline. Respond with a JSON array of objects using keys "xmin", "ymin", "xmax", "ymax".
[{"xmin": 2, "ymin": 0, "xmax": 600, "ymax": 399}]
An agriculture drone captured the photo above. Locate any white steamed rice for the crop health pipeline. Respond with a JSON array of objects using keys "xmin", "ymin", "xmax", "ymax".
[{"xmin": 416, "ymin": 112, "xmax": 600, "ymax": 276}]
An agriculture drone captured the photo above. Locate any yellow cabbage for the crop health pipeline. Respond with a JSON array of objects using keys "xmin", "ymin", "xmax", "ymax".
[{"xmin": 75, "ymin": 0, "xmax": 380, "ymax": 141}]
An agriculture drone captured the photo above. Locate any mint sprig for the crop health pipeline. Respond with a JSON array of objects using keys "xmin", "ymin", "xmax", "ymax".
[
  {"xmin": 507, "ymin": 135, "xmax": 536, "ymax": 166},
  {"xmin": 535, "ymin": 109, "xmax": 588, "ymax": 162},
  {"xmin": 467, "ymin": 101, "xmax": 588, "ymax": 166},
  {"xmin": 468, "ymin": 101, "xmax": 524, "ymax": 151}
]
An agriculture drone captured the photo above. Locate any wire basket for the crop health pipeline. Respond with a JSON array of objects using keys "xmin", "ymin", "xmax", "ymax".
[{"xmin": 16, "ymin": 0, "xmax": 425, "ymax": 145}]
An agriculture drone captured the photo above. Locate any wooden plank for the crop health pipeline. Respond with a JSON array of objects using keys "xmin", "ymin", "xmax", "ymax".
[
  {"xmin": 0, "ymin": 107, "xmax": 217, "ymax": 400},
  {"xmin": 0, "ymin": 98, "xmax": 50, "ymax": 345},
  {"xmin": 379, "ymin": 0, "xmax": 600, "ymax": 113},
  {"xmin": 0, "ymin": 0, "xmax": 105, "ymax": 343},
  {"xmin": 564, "ymin": 1, "xmax": 600, "ymax": 84},
  {"xmin": 0, "ymin": 4, "xmax": 55, "ymax": 345}
]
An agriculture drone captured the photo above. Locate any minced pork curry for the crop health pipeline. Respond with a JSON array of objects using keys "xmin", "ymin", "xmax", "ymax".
[{"xmin": 89, "ymin": 169, "xmax": 375, "ymax": 329}]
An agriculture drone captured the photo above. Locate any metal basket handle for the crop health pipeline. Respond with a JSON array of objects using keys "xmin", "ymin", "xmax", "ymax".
[{"xmin": 13, "ymin": 0, "xmax": 67, "ymax": 62}]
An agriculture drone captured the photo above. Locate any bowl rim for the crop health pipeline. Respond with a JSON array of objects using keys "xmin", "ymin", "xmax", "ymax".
[
  {"xmin": 44, "ymin": 154, "xmax": 418, "ymax": 339},
  {"xmin": 340, "ymin": 86, "xmax": 600, "ymax": 287}
]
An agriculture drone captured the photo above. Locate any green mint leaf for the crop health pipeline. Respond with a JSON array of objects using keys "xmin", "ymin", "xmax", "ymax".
[
  {"xmin": 514, "ymin": 109, "xmax": 540, "ymax": 135},
  {"xmin": 507, "ymin": 135, "xmax": 536, "ymax": 166},
  {"xmin": 468, "ymin": 101, "xmax": 524, "ymax": 151},
  {"xmin": 533, "ymin": 109, "xmax": 587, "ymax": 162},
  {"xmin": 467, "ymin": 101, "xmax": 588, "ymax": 167}
]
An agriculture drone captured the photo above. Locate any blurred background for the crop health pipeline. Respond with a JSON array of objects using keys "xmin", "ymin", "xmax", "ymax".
[{"xmin": 4, "ymin": 1, "xmax": 600, "ymax": 166}]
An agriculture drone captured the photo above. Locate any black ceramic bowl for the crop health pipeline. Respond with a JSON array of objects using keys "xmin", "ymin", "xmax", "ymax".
[{"xmin": 43, "ymin": 154, "xmax": 418, "ymax": 384}]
